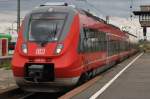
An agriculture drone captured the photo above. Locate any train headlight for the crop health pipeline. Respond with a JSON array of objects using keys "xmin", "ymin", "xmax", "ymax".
[
  {"xmin": 22, "ymin": 43, "xmax": 28, "ymax": 54},
  {"xmin": 55, "ymin": 44, "xmax": 63, "ymax": 54}
]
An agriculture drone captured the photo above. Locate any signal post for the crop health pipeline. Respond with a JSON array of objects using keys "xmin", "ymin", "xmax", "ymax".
[{"xmin": 133, "ymin": 5, "xmax": 150, "ymax": 40}]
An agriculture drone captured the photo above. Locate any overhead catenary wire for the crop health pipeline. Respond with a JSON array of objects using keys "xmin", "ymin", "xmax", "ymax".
[
  {"xmin": 130, "ymin": 0, "xmax": 135, "ymax": 21},
  {"xmin": 75, "ymin": 0, "xmax": 106, "ymax": 20}
]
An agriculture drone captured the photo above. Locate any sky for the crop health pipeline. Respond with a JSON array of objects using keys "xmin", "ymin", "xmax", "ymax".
[
  {"xmin": 0, "ymin": 0, "xmax": 150, "ymax": 21},
  {"xmin": 1, "ymin": 0, "xmax": 150, "ymax": 18},
  {"xmin": 0, "ymin": 0, "xmax": 150, "ymax": 39},
  {"xmin": 0, "ymin": 0, "xmax": 150, "ymax": 17}
]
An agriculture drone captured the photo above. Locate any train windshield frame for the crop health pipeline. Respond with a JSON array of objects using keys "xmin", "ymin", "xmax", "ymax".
[{"xmin": 25, "ymin": 12, "xmax": 67, "ymax": 43}]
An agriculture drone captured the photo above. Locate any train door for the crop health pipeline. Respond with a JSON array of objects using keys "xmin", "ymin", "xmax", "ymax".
[
  {"xmin": 2, "ymin": 39, "xmax": 8, "ymax": 56},
  {"xmin": 0, "ymin": 39, "xmax": 2, "ymax": 56},
  {"xmin": 106, "ymin": 33, "xmax": 110, "ymax": 65},
  {"xmin": 79, "ymin": 27, "xmax": 87, "ymax": 68}
]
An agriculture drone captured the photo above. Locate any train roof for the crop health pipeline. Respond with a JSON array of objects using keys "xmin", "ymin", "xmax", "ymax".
[
  {"xmin": 30, "ymin": 2, "xmax": 77, "ymax": 15},
  {"xmin": 32, "ymin": 2, "xmax": 135, "ymax": 37},
  {"xmin": 36, "ymin": 2, "xmax": 119, "ymax": 27}
]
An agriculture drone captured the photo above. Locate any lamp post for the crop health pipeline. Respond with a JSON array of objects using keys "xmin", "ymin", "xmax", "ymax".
[
  {"xmin": 12, "ymin": 21, "xmax": 17, "ymax": 35},
  {"xmin": 17, "ymin": 0, "xmax": 20, "ymax": 33}
]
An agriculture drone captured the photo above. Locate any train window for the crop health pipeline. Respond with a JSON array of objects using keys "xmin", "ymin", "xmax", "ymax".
[
  {"xmin": 120, "ymin": 41, "xmax": 123, "ymax": 52},
  {"xmin": 28, "ymin": 13, "xmax": 67, "ymax": 42},
  {"xmin": 116, "ymin": 41, "xmax": 120, "ymax": 53},
  {"xmin": 106, "ymin": 35, "xmax": 121, "ymax": 56},
  {"xmin": 29, "ymin": 20, "xmax": 64, "ymax": 42},
  {"xmin": 31, "ymin": 13, "xmax": 66, "ymax": 20},
  {"xmin": 97, "ymin": 31, "xmax": 106, "ymax": 52},
  {"xmin": 101, "ymin": 32, "xmax": 107, "ymax": 51},
  {"xmin": 78, "ymin": 27, "xmax": 88, "ymax": 53},
  {"xmin": 79, "ymin": 27, "xmax": 107, "ymax": 53},
  {"xmin": 120, "ymin": 40, "xmax": 126, "ymax": 51},
  {"xmin": 108, "ymin": 40, "xmax": 112, "ymax": 56},
  {"xmin": 78, "ymin": 27, "xmax": 85, "ymax": 53},
  {"xmin": 79, "ymin": 28, "xmax": 93, "ymax": 52},
  {"xmin": 82, "ymin": 28, "xmax": 88, "ymax": 52},
  {"xmin": 86, "ymin": 29, "xmax": 94, "ymax": 52},
  {"xmin": 23, "ymin": 14, "xmax": 31, "ymax": 41}
]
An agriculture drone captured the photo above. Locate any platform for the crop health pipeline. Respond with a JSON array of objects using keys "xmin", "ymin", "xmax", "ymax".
[
  {"xmin": 71, "ymin": 53, "xmax": 150, "ymax": 99},
  {"xmin": 0, "ymin": 69, "xmax": 16, "ymax": 93}
]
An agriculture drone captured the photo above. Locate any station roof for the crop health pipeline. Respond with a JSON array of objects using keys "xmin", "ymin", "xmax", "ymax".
[
  {"xmin": 0, "ymin": 33, "xmax": 11, "ymax": 40},
  {"xmin": 133, "ymin": 11, "xmax": 150, "ymax": 15}
]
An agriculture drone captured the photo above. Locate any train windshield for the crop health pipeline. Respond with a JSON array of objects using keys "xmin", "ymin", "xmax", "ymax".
[{"xmin": 29, "ymin": 13, "xmax": 66, "ymax": 42}]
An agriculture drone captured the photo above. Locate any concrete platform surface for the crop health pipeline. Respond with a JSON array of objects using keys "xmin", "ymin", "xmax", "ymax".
[
  {"xmin": 0, "ymin": 69, "xmax": 16, "ymax": 92},
  {"xmin": 72, "ymin": 53, "xmax": 150, "ymax": 99}
]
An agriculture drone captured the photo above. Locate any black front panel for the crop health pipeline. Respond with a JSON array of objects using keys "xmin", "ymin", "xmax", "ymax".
[{"xmin": 25, "ymin": 63, "xmax": 54, "ymax": 82}]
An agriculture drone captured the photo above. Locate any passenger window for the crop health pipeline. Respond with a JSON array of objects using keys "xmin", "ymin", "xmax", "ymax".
[
  {"xmin": 78, "ymin": 27, "xmax": 85, "ymax": 53},
  {"xmin": 78, "ymin": 27, "xmax": 107, "ymax": 53}
]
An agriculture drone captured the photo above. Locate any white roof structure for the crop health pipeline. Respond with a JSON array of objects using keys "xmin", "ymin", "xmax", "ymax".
[{"xmin": 40, "ymin": 2, "xmax": 68, "ymax": 6}]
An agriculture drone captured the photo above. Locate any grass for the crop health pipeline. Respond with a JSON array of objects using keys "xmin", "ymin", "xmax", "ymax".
[
  {"xmin": 139, "ymin": 40, "xmax": 150, "ymax": 52},
  {"xmin": 0, "ymin": 60, "xmax": 11, "ymax": 70}
]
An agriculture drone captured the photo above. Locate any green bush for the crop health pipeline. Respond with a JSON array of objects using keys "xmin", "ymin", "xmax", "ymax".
[
  {"xmin": 0, "ymin": 60, "xmax": 11, "ymax": 70},
  {"xmin": 139, "ymin": 40, "xmax": 150, "ymax": 52}
]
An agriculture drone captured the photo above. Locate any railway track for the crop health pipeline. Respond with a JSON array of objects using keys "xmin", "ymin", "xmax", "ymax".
[
  {"xmin": 21, "ymin": 92, "xmax": 65, "ymax": 99},
  {"xmin": 0, "ymin": 88, "xmax": 31, "ymax": 99},
  {"xmin": 18, "ymin": 92, "xmax": 35, "ymax": 99},
  {"xmin": 0, "ymin": 88, "xmax": 67, "ymax": 99}
]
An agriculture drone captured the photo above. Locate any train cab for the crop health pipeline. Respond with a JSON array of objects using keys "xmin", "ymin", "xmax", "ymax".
[{"xmin": 12, "ymin": 3, "xmax": 82, "ymax": 92}]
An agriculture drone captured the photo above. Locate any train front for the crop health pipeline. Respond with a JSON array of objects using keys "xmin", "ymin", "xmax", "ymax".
[{"xmin": 12, "ymin": 5, "xmax": 82, "ymax": 92}]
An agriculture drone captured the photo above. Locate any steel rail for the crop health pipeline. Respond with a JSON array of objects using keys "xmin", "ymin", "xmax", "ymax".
[{"xmin": 0, "ymin": 56, "xmax": 12, "ymax": 60}]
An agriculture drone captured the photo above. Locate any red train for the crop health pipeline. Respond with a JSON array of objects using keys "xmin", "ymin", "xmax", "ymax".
[{"xmin": 12, "ymin": 2, "xmax": 138, "ymax": 92}]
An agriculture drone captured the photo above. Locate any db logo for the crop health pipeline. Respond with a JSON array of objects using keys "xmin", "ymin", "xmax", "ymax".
[{"xmin": 36, "ymin": 48, "xmax": 45, "ymax": 55}]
